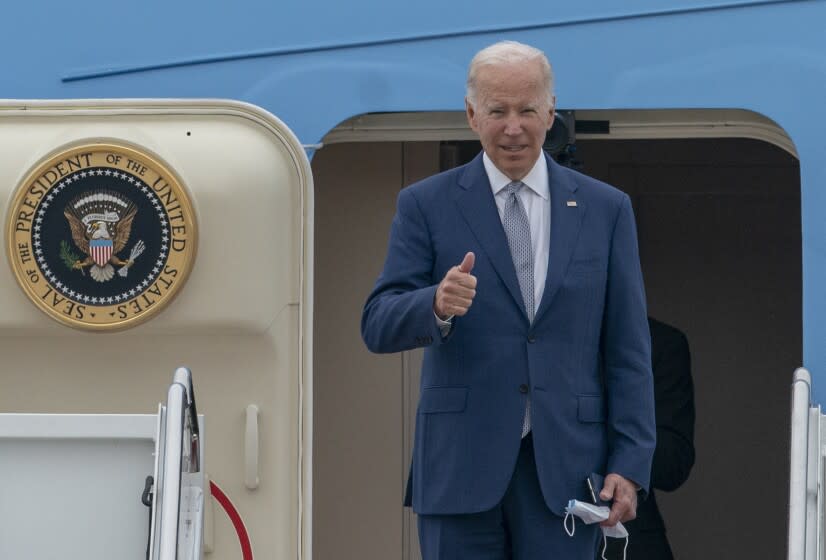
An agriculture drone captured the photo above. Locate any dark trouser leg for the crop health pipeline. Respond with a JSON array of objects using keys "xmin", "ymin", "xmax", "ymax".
[
  {"xmin": 417, "ymin": 507, "xmax": 509, "ymax": 560},
  {"xmin": 504, "ymin": 434, "xmax": 600, "ymax": 560},
  {"xmin": 418, "ymin": 434, "xmax": 599, "ymax": 560}
]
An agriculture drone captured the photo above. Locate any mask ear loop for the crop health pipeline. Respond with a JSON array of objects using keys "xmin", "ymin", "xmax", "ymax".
[
  {"xmin": 599, "ymin": 531, "xmax": 629, "ymax": 560},
  {"xmin": 563, "ymin": 512, "xmax": 576, "ymax": 537}
]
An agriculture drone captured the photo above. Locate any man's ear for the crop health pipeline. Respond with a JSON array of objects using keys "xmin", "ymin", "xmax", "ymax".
[{"xmin": 466, "ymin": 98, "xmax": 478, "ymax": 133}]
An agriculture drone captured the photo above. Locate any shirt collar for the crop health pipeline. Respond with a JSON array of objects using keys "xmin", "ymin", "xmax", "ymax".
[{"xmin": 483, "ymin": 152, "xmax": 549, "ymax": 200}]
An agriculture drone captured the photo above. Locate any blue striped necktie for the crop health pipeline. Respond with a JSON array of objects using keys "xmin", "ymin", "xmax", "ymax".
[{"xmin": 502, "ymin": 180, "xmax": 534, "ymax": 437}]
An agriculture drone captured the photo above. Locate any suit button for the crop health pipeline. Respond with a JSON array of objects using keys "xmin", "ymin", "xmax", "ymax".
[
  {"xmin": 527, "ymin": 335, "xmax": 536, "ymax": 343},
  {"xmin": 519, "ymin": 384, "xmax": 529, "ymax": 394}
]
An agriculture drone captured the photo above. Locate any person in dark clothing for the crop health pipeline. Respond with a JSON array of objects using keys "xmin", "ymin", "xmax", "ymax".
[{"xmin": 602, "ymin": 317, "xmax": 696, "ymax": 559}]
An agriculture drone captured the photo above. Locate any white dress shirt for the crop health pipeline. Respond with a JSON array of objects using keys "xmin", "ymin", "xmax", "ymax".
[
  {"xmin": 484, "ymin": 153, "xmax": 550, "ymax": 316},
  {"xmin": 436, "ymin": 153, "xmax": 550, "ymax": 333}
]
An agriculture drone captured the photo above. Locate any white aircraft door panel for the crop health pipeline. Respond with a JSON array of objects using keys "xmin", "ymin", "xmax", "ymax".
[{"xmin": 0, "ymin": 99, "xmax": 313, "ymax": 560}]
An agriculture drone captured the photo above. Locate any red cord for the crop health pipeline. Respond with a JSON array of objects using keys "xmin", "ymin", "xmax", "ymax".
[{"xmin": 209, "ymin": 480, "xmax": 253, "ymax": 560}]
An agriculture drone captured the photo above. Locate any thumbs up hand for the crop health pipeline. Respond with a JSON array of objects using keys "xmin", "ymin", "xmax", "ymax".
[
  {"xmin": 434, "ymin": 252, "xmax": 477, "ymax": 319},
  {"xmin": 457, "ymin": 252, "xmax": 475, "ymax": 274}
]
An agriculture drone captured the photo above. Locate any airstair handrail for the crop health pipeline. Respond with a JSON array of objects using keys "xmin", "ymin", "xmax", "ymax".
[
  {"xmin": 158, "ymin": 380, "xmax": 187, "ymax": 559},
  {"xmin": 788, "ymin": 367, "xmax": 812, "ymax": 560},
  {"xmin": 156, "ymin": 367, "xmax": 204, "ymax": 560},
  {"xmin": 173, "ymin": 366, "xmax": 201, "ymax": 472}
]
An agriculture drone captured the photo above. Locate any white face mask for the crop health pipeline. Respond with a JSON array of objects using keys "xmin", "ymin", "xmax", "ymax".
[{"xmin": 563, "ymin": 499, "xmax": 629, "ymax": 560}]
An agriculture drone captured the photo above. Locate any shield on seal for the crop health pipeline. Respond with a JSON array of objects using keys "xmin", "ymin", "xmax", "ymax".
[{"xmin": 89, "ymin": 238, "xmax": 113, "ymax": 267}]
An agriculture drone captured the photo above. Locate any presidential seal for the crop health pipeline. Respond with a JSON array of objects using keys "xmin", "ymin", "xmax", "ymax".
[{"xmin": 6, "ymin": 143, "xmax": 197, "ymax": 331}]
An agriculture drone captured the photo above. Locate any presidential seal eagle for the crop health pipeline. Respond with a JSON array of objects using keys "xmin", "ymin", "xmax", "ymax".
[{"xmin": 63, "ymin": 190, "xmax": 145, "ymax": 282}]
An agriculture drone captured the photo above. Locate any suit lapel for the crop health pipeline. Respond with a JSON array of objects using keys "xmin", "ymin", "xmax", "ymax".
[
  {"xmin": 534, "ymin": 156, "xmax": 585, "ymax": 325},
  {"xmin": 454, "ymin": 154, "xmax": 527, "ymax": 316}
]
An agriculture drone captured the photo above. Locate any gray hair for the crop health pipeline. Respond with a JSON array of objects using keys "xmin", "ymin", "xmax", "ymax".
[{"xmin": 466, "ymin": 40, "xmax": 554, "ymax": 106}]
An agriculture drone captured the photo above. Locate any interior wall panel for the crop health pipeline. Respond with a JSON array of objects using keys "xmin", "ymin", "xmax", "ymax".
[
  {"xmin": 578, "ymin": 138, "xmax": 800, "ymax": 560},
  {"xmin": 312, "ymin": 142, "xmax": 405, "ymax": 560}
]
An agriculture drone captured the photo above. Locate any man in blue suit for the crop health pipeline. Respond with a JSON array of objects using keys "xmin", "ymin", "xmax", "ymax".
[{"xmin": 362, "ymin": 40, "xmax": 655, "ymax": 559}]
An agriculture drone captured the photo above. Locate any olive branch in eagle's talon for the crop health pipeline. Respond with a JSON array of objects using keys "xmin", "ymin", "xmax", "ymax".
[{"xmin": 60, "ymin": 240, "xmax": 85, "ymax": 276}]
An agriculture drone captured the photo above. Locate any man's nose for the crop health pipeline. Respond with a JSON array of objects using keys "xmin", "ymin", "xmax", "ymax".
[{"xmin": 504, "ymin": 114, "xmax": 522, "ymax": 135}]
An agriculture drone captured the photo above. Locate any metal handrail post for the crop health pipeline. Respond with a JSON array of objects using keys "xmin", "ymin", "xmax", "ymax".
[
  {"xmin": 789, "ymin": 367, "xmax": 812, "ymax": 560},
  {"xmin": 173, "ymin": 367, "xmax": 200, "ymax": 472},
  {"xmin": 158, "ymin": 382, "xmax": 187, "ymax": 560}
]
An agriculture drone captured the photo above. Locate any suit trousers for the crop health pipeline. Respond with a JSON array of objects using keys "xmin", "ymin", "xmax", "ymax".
[{"xmin": 417, "ymin": 433, "xmax": 600, "ymax": 560}]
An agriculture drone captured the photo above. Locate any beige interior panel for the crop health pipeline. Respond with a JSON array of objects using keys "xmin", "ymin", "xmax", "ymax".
[
  {"xmin": 312, "ymin": 142, "xmax": 439, "ymax": 560},
  {"xmin": 312, "ymin": 141, "xmax": 404, "ymax": 560}
]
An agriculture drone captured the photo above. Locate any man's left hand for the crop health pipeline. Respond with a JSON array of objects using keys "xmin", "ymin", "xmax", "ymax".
[{"xmin": 598, "ymin": 473, "xmax": 638, "ymax": 527}]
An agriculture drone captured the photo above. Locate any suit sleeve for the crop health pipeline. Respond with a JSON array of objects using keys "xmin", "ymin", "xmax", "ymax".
[
  {"xmin": 601, "ymin": 195, "xmax": 657, "ymax": 494},
  {"xmin": 361, "ymin": 187, "xmax": 446, "ymax": 354},
  {"xmin": 650, "ymin": 323, "xmax": 696, "ymax": 491}
]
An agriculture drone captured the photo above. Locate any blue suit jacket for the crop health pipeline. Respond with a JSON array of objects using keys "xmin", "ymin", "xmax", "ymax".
[{"xmin": 362, "ymin": 152, "xmax": 655, "ymax": 517}]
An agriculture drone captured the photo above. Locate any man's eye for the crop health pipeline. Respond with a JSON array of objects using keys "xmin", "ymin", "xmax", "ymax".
[
  {"xmin": 490, "ymin": 109, "xmax": 503, "ymax": 115},
  {"xmin": 522, "ymin": 108, "xmax": 537, "ymax": 114}
]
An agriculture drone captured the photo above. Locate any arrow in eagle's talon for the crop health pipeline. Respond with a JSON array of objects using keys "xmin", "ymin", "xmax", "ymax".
[
  {"xmin": 118, "ymin": 240, "xmax": 146, "ymax": 277},
  {"xmin": 118, "ymin": 259, "xmax": 135, "ymax": 277}
]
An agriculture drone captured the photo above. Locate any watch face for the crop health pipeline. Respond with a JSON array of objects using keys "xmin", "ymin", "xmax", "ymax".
[{"xmin": 7, "ymin": 142, "xmax": 197, "ymax": 331}]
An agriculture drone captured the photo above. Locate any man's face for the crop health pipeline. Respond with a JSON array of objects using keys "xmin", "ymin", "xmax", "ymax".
[{"xmin": 466, "ymin": 60, "xmax": 554, "ymax": 181}]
